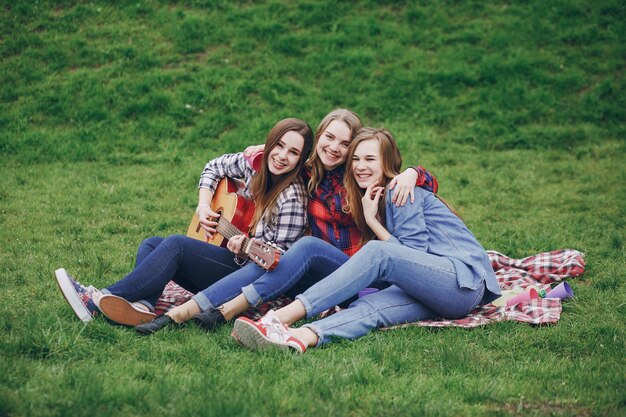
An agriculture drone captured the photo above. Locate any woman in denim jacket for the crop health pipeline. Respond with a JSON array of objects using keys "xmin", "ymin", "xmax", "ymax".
[{"xmin": 233, "ymin": 127, "xmax": 502, "ymax": 353}]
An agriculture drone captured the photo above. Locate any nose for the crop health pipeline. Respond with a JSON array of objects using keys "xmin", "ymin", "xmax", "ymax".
[
  {"xmin": 328, "ymin": 141, "xmax": 340, "ymax": 152},
  {"xmin": 276, "ymin": 148, "xmax": 288, "ymax": 160}
]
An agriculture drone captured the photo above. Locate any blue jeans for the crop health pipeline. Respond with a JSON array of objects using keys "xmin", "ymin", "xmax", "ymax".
[
  {"xmin": 194, "ymin": 236, "xmax": 350, "ymax": 310},
  {"xmin": 104, "ymin": 235, "xmax": 263, "ymax": 310},
  {"xmin": 297, "ymin": 240, "xmax": 486, "ymax": 346}
]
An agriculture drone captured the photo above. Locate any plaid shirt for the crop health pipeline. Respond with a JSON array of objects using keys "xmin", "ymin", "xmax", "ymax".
[
  {"xmin": 198, "ymin": 152, "xmax": 307, "ymax": 251},
  {"xmin": 305, "ymin": 165, "xmax": 438, "ymax": 256}
]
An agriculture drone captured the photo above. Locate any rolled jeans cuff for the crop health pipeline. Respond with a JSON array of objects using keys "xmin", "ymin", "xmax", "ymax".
[
  {"xmin": 241, "ymin": 284, "xmax": 262, "ymax": 307},
  {"xmin": 295, "ymin": 294, "xmax": 314, "ymax": 318},
  {"xmin": 192, "ymin": 292, "xmax": 215, "ymax": 312}
]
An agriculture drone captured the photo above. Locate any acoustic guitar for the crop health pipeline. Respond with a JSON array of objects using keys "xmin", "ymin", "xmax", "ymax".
[{"xmin": 186, "ymin": 177, "xmax": 281, "ymax": 271}]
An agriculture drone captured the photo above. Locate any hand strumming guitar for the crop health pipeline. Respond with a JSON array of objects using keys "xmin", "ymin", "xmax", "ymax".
[{"xmin": 197, "ymin": 205, "xmax": 220, "ymax": 240}]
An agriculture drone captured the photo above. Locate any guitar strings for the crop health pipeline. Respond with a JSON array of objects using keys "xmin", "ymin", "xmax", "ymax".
[
  {"xmin": 211, "ymin": 214, "xmax": 276, "ymax": 269},
  {"xmin": 216, "ymin": 217, "xmax": 250, "ymax": 246}
]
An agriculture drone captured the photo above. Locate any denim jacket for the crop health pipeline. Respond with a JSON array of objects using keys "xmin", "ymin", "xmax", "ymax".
[{"xmin": 384, "ymin": 187, "xmax": 501, "ymax": 304}]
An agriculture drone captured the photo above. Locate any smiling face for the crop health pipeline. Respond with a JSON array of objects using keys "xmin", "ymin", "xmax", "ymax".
[
  {"xmin": 267, "ymin": 130, "xmax": 305, "ymax": 178},
  {"xmin": 351, "ymin": 138, "xmax": 384, "ymax": 189},
  {"xmin": 315, "ymin": 120, "xmax": 352, "ymax": 170}
]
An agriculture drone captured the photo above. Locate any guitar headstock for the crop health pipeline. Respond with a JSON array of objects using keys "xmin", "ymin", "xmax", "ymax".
[{"xmin": 247, "ymin": 240, "xmax": 281, "ymax": 271}]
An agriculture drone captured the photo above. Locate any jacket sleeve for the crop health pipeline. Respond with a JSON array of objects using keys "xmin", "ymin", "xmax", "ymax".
[{"xmin": 386, "ymin": 188, "xmax": 429, "ymax": 252}]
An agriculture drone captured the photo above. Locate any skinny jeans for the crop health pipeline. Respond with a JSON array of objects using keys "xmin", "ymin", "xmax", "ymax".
[
  {"xmin": 297, "ymin": 240, "xmax": 486, "ymax": 346},
  {"xmin": 103, "ymin": 235, "xmax": 264, "ymax": 310},
  {"xmin": 193, "ymin": 236, "xmax": 350, "ymax": 311}
]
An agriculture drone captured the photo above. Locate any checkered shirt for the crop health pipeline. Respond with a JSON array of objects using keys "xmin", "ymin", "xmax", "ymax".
[
  {"xmin": 305, "ymin": 165, "xmax": 438, "ymax": 256},
  {"xmin": 198, "ymin": 152, "xmax": 307, "ymax": 251}
]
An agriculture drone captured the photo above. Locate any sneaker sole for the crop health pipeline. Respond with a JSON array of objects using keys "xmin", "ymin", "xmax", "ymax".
[
  {"xmin": 54, "ymin": 268, "xmax": 93, "ymax": 323},
  {"xmin": 233, "ymin": 318, "xmax": 302, "ymax": 353},
  {"xmin": 97, "ymin": 294, "xmax": 156, "ymax": 327}
]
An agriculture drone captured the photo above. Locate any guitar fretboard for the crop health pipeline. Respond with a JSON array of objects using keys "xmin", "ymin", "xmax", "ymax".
[{"xmin": 216, "ymin": 216, "xmax": 250, "ymax": 249}]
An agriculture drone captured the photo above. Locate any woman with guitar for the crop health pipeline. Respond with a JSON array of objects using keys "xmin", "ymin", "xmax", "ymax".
[
  {"xmin": 55, "ymin": 118, "xmax": 313, "ymax": 327},
  {"xmin": 134, "ymin": 109, "xmax": 438, "ymax": 334},
  {"xmin": 232, "ymin": 128, "xmax": 501, "ymax": 353}
]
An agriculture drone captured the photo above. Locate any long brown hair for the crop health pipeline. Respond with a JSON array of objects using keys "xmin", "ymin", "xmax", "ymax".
[
  {"xmin": 344, "ymin": 128, "xmax": 402, "ymax": 245},
  {"xmin": 249, "ymin": 118, "xmax": 313, "ymax": 231},
  {"xmin": 344, "ymin": 128, "xmax": 462, "ymax": 245},
  {"xmin": 305, "ymin": 109, "xmax": 362, "ymax": 195}
]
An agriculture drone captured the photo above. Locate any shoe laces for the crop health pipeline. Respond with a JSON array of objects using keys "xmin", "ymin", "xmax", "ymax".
[
  {"xmin": 70, "ymin": 275, "xmax": 101, "ymax": 310},
  {"xmin": 258, "ymin": 311, "xmax": 292, "ymax": 342}
]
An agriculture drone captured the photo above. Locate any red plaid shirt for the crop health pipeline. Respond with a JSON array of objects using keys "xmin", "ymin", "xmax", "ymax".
[{"xmin": 305, "ymin": 166, "xmax": 438, "ymax": 256}]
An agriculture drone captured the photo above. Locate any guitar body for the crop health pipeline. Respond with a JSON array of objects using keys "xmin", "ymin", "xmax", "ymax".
[{"xmin": 186, "ymin": 178, "xmax": 256, "ymax": 247}]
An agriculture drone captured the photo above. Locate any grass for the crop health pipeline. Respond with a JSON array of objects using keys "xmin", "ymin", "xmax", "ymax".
[{"xmin": 1, "ymin": 0, "xmax": 625, "ymax": 416}]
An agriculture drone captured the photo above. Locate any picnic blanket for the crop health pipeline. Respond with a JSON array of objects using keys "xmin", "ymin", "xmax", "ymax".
[
  {"xmin": 386, "ymin": 249, "xmax": 585, "ymax": 329},
  {"xmin": 154, "ymin": 249, "xmax": 586, "ymax": 327}
]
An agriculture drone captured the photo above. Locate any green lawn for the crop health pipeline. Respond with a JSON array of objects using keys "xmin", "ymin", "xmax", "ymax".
[{"xmin": 1, "ymin": 1, "xmax": 624, "ymax": 416}]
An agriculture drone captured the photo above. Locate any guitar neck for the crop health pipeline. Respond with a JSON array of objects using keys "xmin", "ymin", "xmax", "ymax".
[{"xmin": 201, "ymin": 210, "xmax": 279, "ymax": 271}]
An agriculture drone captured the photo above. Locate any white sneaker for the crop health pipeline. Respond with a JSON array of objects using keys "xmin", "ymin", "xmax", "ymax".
[{"xmin": 232, "ymin": 311, "xmax": 307, "ymax": 353}]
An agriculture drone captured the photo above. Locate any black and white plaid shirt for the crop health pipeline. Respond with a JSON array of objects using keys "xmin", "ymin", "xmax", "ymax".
[{"xmin": 199, "ymin": 152, "xmax": 308, "ymax": 251}]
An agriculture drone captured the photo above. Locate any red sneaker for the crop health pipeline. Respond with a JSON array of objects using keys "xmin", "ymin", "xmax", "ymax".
[{"xmin": 232, "ymin": 311, "xmax": 307, "ymax": 353}]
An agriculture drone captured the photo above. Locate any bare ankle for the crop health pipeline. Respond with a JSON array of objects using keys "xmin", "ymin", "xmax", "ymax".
[
  {"xmin": 166, "ymin": 300, "xmax": 200, "ymax": 324},
  {"xmin": 217, "ymin": 305, "xmax": 231, "ymax": 321},
  {"xmin": 275, "ymin": 300, "xmax": 307, "ymax": 325},
  {"xmin": 220, "ymin": 294, "xmax": 250, "ymax": 321},
  {"xmin": 291, "ymin": 327, "xmax": 318, "ymax": 348}
]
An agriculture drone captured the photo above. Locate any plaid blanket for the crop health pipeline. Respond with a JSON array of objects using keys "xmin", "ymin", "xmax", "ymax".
[
  {"xmin": 154, "ymin": 249, "xmax": 585, "ymax": 326},
  {"xmin": 386, "ymin": 249, "xmax": 585, "ymax": 329}
]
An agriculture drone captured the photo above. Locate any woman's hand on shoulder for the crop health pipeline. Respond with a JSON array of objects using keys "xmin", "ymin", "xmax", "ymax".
[
  {"xmin": 388, "ymin": 169, "xmax": 417, "ymax": 206},
  {"xmin": 244, "ymin": 144, "xmax": 265, "ymax": 157}
]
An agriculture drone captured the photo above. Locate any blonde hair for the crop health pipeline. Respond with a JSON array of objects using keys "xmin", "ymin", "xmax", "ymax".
[
  {"xmin": 344, "ymin": 128, "xmax": 402, "ymax": 245},
  {"xmin": 305, "ymin": 109, "xmax": 362, "ymax": 195},
  {"xmin": 249, "ymin": 118, "xmax": 313, "ymax": 231}
]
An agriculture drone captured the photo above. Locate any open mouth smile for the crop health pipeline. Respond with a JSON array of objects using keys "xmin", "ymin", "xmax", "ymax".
[{"xmin": 271, "ymin": 158, "xmax": 287, "ymax": 170}]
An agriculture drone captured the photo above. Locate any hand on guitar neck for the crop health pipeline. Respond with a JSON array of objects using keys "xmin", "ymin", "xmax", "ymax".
[
  {"xmin": 187, "ymin": 178, "xmax": 281, "ymax": 271},
  {"xmin": 226, "ymin": 235, "xmax": 247, "ymax": 258}
]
